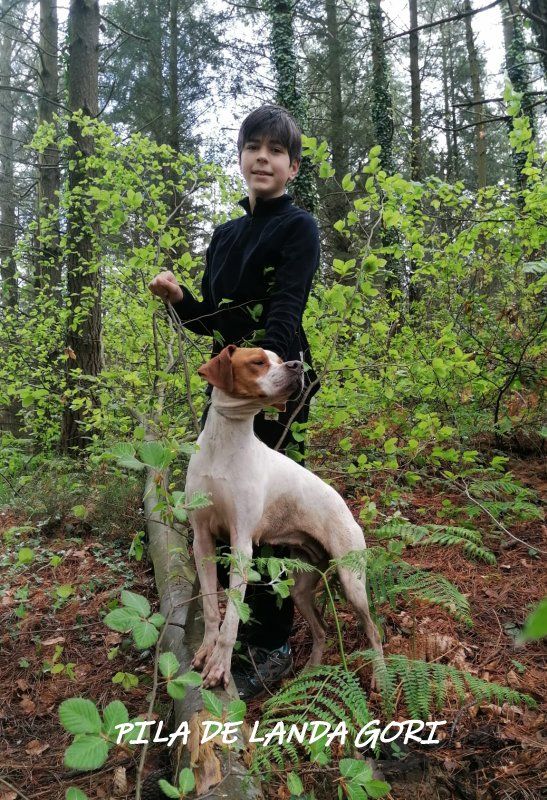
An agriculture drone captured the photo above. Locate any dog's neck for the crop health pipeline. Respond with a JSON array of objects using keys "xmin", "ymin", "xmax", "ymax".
[{"xmin": 208, "ymin": 387, "xmax": 265, "ymax": 423}]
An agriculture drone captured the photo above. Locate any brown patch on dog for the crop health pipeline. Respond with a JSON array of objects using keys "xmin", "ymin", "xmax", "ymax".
[{"xmin": 197, "ymin": 345, "xmax": 273, "ymax": 397}]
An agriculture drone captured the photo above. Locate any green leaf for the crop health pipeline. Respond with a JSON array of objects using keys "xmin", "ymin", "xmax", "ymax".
[
  {"xmin": 59, "ymin": 698, "xmax": 102, "ymax": 735},
  {"xmin": 158, "ymin": 779, "xmax": 181, "ymax": 798},
  {"xmin": 104, "ymin": 607, "xmax": 140, "ymax": 632},
  {"xmin": 102, "ymin": 700, "xmax": 129, "ymax": 738},
  {"xmin": 121, "ymin": 590, "xmax": 150, "ymax": 618},
  {"xmin": 227, "ymin": 699, "xmax": 246, "ymax": 723},
  {"xmin": 159, "ymin": 652, "xmax": 180, "ymax": 679},
  {"xmin": 167, "ymin": 678, "xmax": 187, "ymax": 700},
  {"xmin": 66, "ymin": 788, "xmax": 89, "ymax": 800},
  {"xmin": 518, "ymin": 597, "xmax": 547, "ymax": 642},
  {"xmin": 110, "ymin": 442, "xmax": 145, "ymax": 471},
  {"xmin": 226, "ymin": 589, "xmax": 251, "ymax": 623},
  {"xmin": 178, "ymin": 767, "xmax": 195, "ymax": 793},
  {"xmin": 287, "ymin": 771, "xmax": 304, "ymax": 795},
  {"xmin": 364, "ymin": 779, "xmax": 391, "ymax": 798},
  {"xmin": 56, "ymin": 584, "xmax": 74, "ymax": 599},
  {"xmin": 148, "ymin": 612, "xmax": 165, "ymax": 628},
  {"xmin": 71, "ymin": 505, "xmax": 87, "ymax": 519},
  {"xmin": 64, "ymin": 735, "xmax": 109, "ymax": 771},
  {"xmin": 345, "ymin": 784, "xmax": 367, "ymax": 800},
  {"xmin": 132, "ymin": 619, "xmax": 159, "ymax": 649},
  {"xmin": 178, "ymin": 670, "xmax": 202, "ymax": 687},
  {"xmin": 342, "ymin": 173, "xmax": 355, "ymax": 192},
  {"xmin": 17, "ymin": 547, "xmax": 34, "ymax": 565},
  {"xmin": 138, "ymin": 441, "xmax": 175, "ymax": 470},
  {"xmin": 201, "ymin": 689, "xmax": 223, "ymax": 719},
  {"xmin": 339, "ymin": 759, "xmax": 373, "ymax": 783}
]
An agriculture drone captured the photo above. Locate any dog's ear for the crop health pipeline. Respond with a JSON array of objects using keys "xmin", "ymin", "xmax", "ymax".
[{"xmin": 197, "ymin": 344, "xmax": 237, "ymax": 391}]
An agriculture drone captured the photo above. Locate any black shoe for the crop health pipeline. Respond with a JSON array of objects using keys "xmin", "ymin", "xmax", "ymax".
[{"xmin": 232, "ymin": 642, "xmax": 293, "ymax": 701}]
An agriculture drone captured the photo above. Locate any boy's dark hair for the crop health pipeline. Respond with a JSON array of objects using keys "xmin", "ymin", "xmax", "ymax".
[{"xmin": 237, "ymin": 104, "xmax": 302, "ymax": 164}]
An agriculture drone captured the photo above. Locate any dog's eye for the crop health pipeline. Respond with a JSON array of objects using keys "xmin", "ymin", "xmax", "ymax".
[{"xmin": 253, "ymin": 360, "xmax": 265, "ymax": 366}]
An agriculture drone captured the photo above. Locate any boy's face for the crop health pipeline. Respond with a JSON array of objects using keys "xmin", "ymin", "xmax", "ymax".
[{"xmin": 239, "ymin": 136, "xmax": 299, "ymax": 202}]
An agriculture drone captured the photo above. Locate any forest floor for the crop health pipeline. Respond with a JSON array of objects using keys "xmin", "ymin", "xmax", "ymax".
[{"xmin": 0, "ymin": 452, "xmax": 545, "ymax": 800}]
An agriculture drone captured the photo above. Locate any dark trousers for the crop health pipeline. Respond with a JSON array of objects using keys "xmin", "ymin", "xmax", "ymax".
[{"xmin": 199, "ymin": 394, "xmax": 310, "ymax": 648}]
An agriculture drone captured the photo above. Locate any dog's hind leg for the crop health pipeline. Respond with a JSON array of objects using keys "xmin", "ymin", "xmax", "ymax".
[
  {"xmin": 336, "ymin": 565, "xmax": 383, "ymax": 658},
  {"xmin": 290, "ymin": 556, "xmax": 329, "ymax": 669}
]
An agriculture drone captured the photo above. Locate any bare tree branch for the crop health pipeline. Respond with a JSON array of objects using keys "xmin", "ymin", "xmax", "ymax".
[{"xmin": 384, "ymin": 0, "xmax": 502, "ymax": 43}]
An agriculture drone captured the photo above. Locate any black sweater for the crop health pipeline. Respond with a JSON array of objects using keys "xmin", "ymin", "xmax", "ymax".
[{"xmin": 172, "ymin": 193, "xmax": 321, "ymax": 394}]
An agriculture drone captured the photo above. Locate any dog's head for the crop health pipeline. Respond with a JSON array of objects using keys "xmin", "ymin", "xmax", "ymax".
[{"xmin": 197, "ymin": 345, "xmax": 304, "ymax": 412}]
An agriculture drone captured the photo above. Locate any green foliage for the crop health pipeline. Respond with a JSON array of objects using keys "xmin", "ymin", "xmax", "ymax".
[
  {"xmin": 2, "ymin": 113, "xmax": 231, "ymax": 451},
  {"xmin": 518, "ymin": 597, "xmax": 547, "ymax": 643},
  {"xmin": 104, "ymin": 590, "xmax": 165, "ymax": 649},
  {"xmin": 251, "ymin": 655, "xmax": 534, "ymax": 782},
  {"xmin": 335, "ymin": 547, "xmax": 472, "ymax": 625},
  {"xmin": 250, "ymin": 664, "xmax": 372, "ymax": 776},
  {"xmin": 66, "ymin": 789, "xmax": 89, "ymax": 800},
  {"xmin": 4, "ymin": 454, "xmax": 142, "ymax": 538},
  {"xmin": 339, "ymin": 758, "xmax": 391, "ymax": 798},
  {"xmin": 58, "ymin": 697, "xmax": 130, "ymax": 771},
  {"xmin": 374, "ymin": 518, "xmax": 496, "ymax": 564},
  {"xmin": 351, "ymin": 650, "xmax": 536, "ymax": 719},
  {"xmin": 158, "ymin": 767, "xmax": 195, "ymax": 798},
  {"xmin": 157, "ymin": 651, "xmax": 202, "ymax": 700}
]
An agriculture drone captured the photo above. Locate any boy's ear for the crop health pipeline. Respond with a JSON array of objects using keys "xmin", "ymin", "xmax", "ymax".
[{"xmin": 288, "ymin": 158, "xmax": 300, "ymax": 182}]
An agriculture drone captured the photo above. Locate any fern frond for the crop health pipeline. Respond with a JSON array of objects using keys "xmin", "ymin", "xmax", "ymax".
[
  {"xmin": 249, "ymin": 655, "xmax": 536, "ymax": 777},
  {"xmin": 468, "ymin": 474, "xmax": 534, "ymax": 499},
  {"xmin": 375, "ymin": 519, "xmax": 496, "ymax": 563},
  {"xmin": 335, "ymin": 547, "xmax": 472, "ymax": 625},
  {"xmin": 349, "ymin": 650, "xmax": 537, "ymax": 718},
  {"xmin": 248, "ymin": 665, "xmax": 372, "ymax": 778}
]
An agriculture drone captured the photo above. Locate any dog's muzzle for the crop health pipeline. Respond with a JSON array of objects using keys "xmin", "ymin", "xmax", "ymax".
[{"xmin": 284, "ymin": 360, "xmax": 305, "ymax": 396}]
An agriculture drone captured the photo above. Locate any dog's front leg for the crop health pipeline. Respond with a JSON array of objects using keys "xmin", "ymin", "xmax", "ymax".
[
  {"xmin": 201, "ymin": 535, "xmax": 253, "ymax": 689},
  {"xmin": 191, "ymin": 524, "xmax": 222, "ymax": 670}
]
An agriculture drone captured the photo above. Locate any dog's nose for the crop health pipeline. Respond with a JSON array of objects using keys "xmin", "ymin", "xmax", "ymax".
[{"xmin": 285, "ymin": 360, "xmax": 303, "ymax": 373}]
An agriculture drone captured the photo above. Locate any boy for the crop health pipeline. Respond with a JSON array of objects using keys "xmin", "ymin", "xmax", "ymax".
[{"xmin": 149, "ymin": 104, "xmax": 321, "ymax": 699}]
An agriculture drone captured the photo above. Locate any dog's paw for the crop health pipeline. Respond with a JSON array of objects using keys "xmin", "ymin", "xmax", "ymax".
[
  {"xmin": 191, "ymin": 638, "xmax": 218, "ymax": 670},
  {"xmin": 201, "ymin": 645, "xmax": 232, "ymax": 689}
]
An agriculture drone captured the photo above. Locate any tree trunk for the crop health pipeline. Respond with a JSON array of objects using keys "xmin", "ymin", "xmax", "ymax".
[
  {"xmin": 60, "ymin": 0, "xmax": 101, "ymax": 453},
  {"xmin": 148, "ymin": 0, "xmax": 166, "ymax": 144},
  {"xmin": 409, "ymin": 0, "xmax": 421, "ymax": 180},
  {"xmin": 326, "ymin": 0, "xmax": 345, "ymax": 184},
  {"xmin": 267, "ymin": 0, "xmax": 316, "ymax": 212},
  {"xmin": 36, "ymin": 0, "xmax": 61, "ymax": 300},
  {"xmin": 168, "ymin": 0, "xmax": 179, "ymax": 153},
  {"xmin": 441, "ymin": 23, "xmax": 454, "ymax": 181},
  {"xmin": 367, "ymin": 0, "xmax": 398, "ymax": 299},
  {"xmin": 447, "ymin": 22, "xmax": 460, "ymax": 181},
  {"xmin": 502, "ymin": 0, "xmax": 535, "ymax": 186},
  {"xmin": 463, "ymin": 0, "xmax": 487, "ymax": 189},
  {"xmin": 529, "ymin": 0, "xmax": 547, "ymax": 81},
  {"xmin": 0, "ymin": 2, "xmax": 18, "ymax": 309},
  {"xmin": 367, "ymin": 0, "xmax": 394, "ymax": 174}
]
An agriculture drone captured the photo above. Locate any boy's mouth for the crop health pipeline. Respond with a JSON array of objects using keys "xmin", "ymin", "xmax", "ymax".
[{"xmin": 252, "ymin": 171, "xmax": 273, "ymax": 176}]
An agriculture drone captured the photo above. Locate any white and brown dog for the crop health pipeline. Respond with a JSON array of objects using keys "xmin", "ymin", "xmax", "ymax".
[{"xmin": 186, "ymin": 345, "xmax": 383, "ymax": 689}]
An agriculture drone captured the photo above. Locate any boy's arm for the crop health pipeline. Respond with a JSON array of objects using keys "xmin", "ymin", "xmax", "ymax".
[
  {"xmin": 258, "ymin": 214, "xmax": 320, "ymax": 360},
  {"xmin": 171, "ymin": 234, "xmax": 219, "ymax": 336}
]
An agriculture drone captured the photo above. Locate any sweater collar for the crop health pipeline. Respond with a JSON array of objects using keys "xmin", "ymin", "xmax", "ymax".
[{"xmin": 238, "ymin": 193, "xmax": 293, "ymax": 217}]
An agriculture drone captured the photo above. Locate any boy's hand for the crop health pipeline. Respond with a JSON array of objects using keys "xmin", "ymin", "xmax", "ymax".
[{"xmin": 148, "ymin": 271, "xmax": 184, "ymax": 303}]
